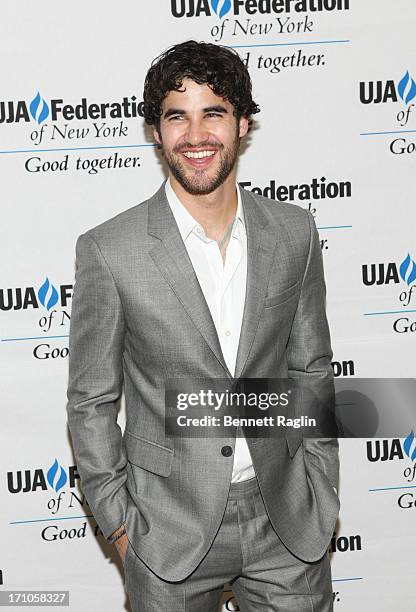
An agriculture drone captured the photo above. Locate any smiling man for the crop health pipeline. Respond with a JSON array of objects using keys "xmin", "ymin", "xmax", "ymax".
[{"xmin": 67, "ymin": 40, "xmax": 339, "ymax": 611}]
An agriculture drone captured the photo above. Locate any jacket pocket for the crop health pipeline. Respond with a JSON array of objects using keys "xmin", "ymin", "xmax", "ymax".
[
  {"xmin": 124, "ymin": 430, "xmax": 174, "ymax": 477},
  {"xmin": 264, "ymin": 281, "xmax": 299, "ymax": 309}
]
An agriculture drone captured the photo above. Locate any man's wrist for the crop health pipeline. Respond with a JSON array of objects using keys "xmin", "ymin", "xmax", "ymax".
[{"xmin": 108, "ymin": 525, "xmax": 126, "ymax": 544}]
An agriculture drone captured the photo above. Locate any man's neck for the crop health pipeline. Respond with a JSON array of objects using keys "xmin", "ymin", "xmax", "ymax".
[{"xmin": 169, "ymin": 173, "xmax": 238, "ymax": 242}]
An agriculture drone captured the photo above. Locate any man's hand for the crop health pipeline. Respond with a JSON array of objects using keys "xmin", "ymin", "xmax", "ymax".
[
  {"xmin": 110, "ymin": 524, "xmax": 129, "ymax": 564},
  {"xmin": 115, "ymin": 533, "xmax": 129, "ymax": 564}
]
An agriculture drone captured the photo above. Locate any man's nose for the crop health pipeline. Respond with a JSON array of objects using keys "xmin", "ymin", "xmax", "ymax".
[{"xmin": 186, "ymin": 119, "xmax": 209, "ymax": 146}]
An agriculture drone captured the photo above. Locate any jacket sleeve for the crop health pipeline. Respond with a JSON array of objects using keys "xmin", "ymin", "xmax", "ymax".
[
  {"xmin": 66, "ymin": 232, "xmax": 128, "ymax": 538},
  {"xmin": 286, "ymin": 210, "xmax": 339, "ymax": 491}
]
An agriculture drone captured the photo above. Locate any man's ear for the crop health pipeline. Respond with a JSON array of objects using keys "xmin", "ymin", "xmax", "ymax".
[
  {"xmin": 239, "ymin": 116, "xmax": 249, "ymax": 138},
  {"xmin": 153, "ymin": 127, "xmax": 162, "ymax": 145}
]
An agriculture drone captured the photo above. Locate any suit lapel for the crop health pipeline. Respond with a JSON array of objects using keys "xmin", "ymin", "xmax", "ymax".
[
  {"xmin": 234, "ymin": 186, "xmax": 278, "ymax": 379},
  {"xmin": 148, "ymin": 183, "xmax": 232, "ymax": 378}
]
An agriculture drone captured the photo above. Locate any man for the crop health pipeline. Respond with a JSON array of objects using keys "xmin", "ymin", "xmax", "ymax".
[{"xmin": 67, "ymin": 40, "xmax": 339, "ymax": 611}]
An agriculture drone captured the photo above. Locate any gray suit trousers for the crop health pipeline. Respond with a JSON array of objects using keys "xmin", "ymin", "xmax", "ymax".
[{"xmin": 123, "ymin": 476, "xmax": 333, "ymax": 612}]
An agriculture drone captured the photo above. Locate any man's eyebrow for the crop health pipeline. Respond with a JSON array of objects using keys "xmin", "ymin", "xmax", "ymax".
[
  {"xmin": 203, "ymin": 105, "xmax": 228, "ymax": 114},
  {"xmin": 163, "ymin": 105, "xmax": 229, "ymax": 119},
  {"xmin": 163, "ymin": 108, "xmax": 185, "ymax": 119}
]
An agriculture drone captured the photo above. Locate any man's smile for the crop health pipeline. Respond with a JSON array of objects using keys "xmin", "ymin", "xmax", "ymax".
[{"xmin": 180, "ymin": 148, "xmax": 218, "ymax": 168}]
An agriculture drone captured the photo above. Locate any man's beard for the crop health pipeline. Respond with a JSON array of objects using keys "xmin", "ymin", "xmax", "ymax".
[{"xmin": 160, "ymin": 131, "xmax": 240, "ymax": 196}]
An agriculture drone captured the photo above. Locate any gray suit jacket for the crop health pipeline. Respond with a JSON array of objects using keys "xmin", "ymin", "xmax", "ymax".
[{"xmin": 66, "ymin": 182, "xmax": 339, "ymax": 581}]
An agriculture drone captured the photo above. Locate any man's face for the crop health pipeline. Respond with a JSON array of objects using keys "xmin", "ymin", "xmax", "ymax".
[{"xmin": 153, "ymin": 78, "xmax": 249, "ymax": 195}]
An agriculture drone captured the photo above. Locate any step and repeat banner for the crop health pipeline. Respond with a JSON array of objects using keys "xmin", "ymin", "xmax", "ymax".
[{"xmin": 1, "ymin": 1, "xmax": 415, "ymax": 610}]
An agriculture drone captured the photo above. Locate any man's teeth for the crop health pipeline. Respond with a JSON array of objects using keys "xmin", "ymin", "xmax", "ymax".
[{"xmin": 183, "ymin": 150, "xmax": 216, "ymax": 159}]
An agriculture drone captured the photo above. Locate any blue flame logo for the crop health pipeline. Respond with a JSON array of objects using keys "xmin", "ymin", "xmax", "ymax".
[
  {"xmin": 399, "ymin": 254, "xmax": 416, "ymax": 286},
  {"xmin": 211, "ymin": 0, "xmax": 231, "ymax": 19},
  {"xmin": 29, "ymin": 92, "xmax": 49, "ymax": 124},
  {"xmin": 37, "ymin": 277, "xmax": 59, "ymax": 311},
  {"xmin": 398, "ymin": 71, "xmax": 416, "ymax": 105},
  {"xmin": 404, "ymin": 431, "xmax": 416, "ymax": 462},
  {"xmin": 47, "ymin": 459, "xmax": 68, "ymax": 493}
]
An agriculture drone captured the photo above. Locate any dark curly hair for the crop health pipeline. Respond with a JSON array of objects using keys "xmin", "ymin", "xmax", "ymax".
[{"xmin": 143, "ymin": 40, "xmax": 260, "ymax": 131}]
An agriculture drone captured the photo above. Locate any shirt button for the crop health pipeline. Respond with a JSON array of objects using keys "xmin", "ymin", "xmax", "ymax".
[
  {"xmin": 196, "ymin": 227, "xmax": 202, "ymax": 234},
  {"xmin": 221, "ymin": 445, "xmax": 233, "ymax": 457},
  {"xmin": 225, "ymin": 330, "xmax": 231, "ymax": 337}
]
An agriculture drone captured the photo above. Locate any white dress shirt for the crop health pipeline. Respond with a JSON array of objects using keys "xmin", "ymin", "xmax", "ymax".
[{"xmin": 165, "ymin": 179, "xmax": 255, "ymax": 482}]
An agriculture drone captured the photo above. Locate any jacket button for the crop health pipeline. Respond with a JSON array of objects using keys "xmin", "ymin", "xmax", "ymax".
[{"xmin": 221, "ymin": 445, "xmax": 233, "ymax": 457}]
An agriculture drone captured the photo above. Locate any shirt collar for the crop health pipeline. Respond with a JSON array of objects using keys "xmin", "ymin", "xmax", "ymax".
[{"xmin": 165, "ymin": 178, "xmax": 246, "ymax": 243}]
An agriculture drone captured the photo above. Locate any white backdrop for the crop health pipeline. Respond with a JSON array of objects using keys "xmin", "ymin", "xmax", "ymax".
[{"xmin": 1, "ymin": 1, "xmax": 416, "ymax": 610}]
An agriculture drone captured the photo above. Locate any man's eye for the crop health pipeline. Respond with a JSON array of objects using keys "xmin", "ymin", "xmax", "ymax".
[
  {"xmin": 206, "ymin": 113, "xmax": 221, "ymax": 118},
  {"xmin": 169, "ymin": 115, "xmax": 184, "ymax": 121}
]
